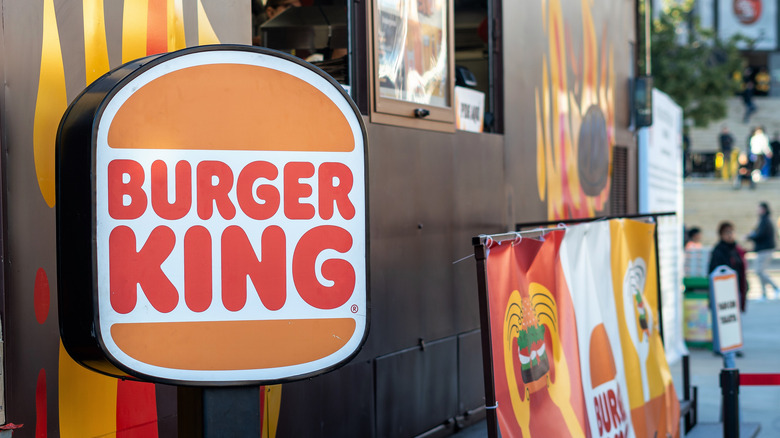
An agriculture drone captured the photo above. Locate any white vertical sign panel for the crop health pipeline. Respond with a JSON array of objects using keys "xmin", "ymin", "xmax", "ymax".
[{"xmin": 638, "ymin": 89, "xmax": 687, "ymax": 363}]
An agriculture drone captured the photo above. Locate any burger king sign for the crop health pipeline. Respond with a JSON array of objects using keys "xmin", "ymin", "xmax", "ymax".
[{"xmin": 56, "ymin": 46, "xmax": 369, "ymax": 385}]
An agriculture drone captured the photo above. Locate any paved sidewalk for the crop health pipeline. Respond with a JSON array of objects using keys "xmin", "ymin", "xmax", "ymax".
[{"xmin": 454, "ymin": 269, "xmax": 780, "ymax": 437}]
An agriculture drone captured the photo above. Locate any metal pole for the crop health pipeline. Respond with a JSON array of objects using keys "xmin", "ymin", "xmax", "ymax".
[
  {"xmin": 652, "ymin": 216, "xmax": 665, "ymax": 345},
  {"xmin": 720, "ymin": 368, "xmax": 740, "ymax": 438},
  {"xmin": 178, "ymin": 386, "xmax": 262, "ymax": 437},
  {"xmin": 515, "ymin": 211, "xmax": 676, "ymax": 231},
  {"xmin": 683, "ymin": 355, "xmax": 693, "ymax": 433},
  {"xmin": 473, "ymin": 242, "xmax": 499, "ymax": 438},
  {"xmin": 644, "ymin": 0, "xmax": 651, "ymax": 76}
]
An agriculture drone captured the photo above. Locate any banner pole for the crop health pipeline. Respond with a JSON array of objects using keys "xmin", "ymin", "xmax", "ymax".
[
  {"xmin": 515, "ymin": 211, "xmax": 676, "ymax": 231},
  {"xmin": 473, "ymin": 240, "xmax": 499, "ymax": 438},
  {"xmin": 720, "ymin": 368, "xmax": 740, "ymax": 438}
]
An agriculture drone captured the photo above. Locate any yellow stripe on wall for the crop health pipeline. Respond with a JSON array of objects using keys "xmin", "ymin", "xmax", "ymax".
[
  {"xmin": 33, "ymin": 0, "xmax": 67, "ymax": 208},
  {"xmin": 122, "ymin": 0, "xmax": 149, "ymax": 63},
  {"xmin": 263, "ymin": 385, "xmax": 282, "ymax": 438},
  {"xmin": 197, "ymin": 0, "xmax": 220, "ymax": 45},
  {"xmin": 83, "ymin": 0, "xmax": 111, "ymax": 84},
  {"xmin": 58, "ymin": 342, "xmax": 118, "ymax": 438}
]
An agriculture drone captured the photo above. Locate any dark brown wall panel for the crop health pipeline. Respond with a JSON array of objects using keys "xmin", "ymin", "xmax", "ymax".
[
  {"xmin": 457, "ymin": 330, "xmax": 485, "ymax": 413},
  {"xmin": 375, "ymin": 337, "xmax": 458, "ymax": 438},
  {"xmin": 358, "ymin": 125, "xmax": 504, "ymax": 361},
  {"xmin": 276, "ymin": 360, "xmax": 374, "ymax": 437}
]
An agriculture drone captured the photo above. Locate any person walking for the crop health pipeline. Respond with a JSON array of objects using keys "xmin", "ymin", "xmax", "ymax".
[
  {"xmin": 770, "ymin": 131, "xmax": 780, "ymax": 177},
  {"xmin": 719, "ymin": 125, "xmax": 735, "ymax": 180},
  {"xmin": 743, "ymin": 81, "xmax": 757, "ymax": 123},
  {"xmin": 746, "ymin": 202, "xmax": 779, "ymax": 300},
  {"xmin": 749, "ymin": 126, "xmax": 772, "ymax": 183},
  {"xmin": 710, "ymin": 221, "xmax": 749, "ymax": 312}
]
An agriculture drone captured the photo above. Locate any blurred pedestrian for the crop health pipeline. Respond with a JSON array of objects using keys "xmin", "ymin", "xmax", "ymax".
[
  {"xmin": 770, "ymin": 131, "xmax": 780, "ymax": 177},
  {"xmin": 719, "ymin": 125, "xmax": 735, "ymax": 180},
  {"xmin": 743, "ymin": 81, "xmax": 756, "ymax": 123},
  {"xmin": 746, "ymin": 202, "xmax": 779, "ymax": 300},
  {"xmin": 710, "ymin": 221, "xmax": 749, "ymax": 312},
  {"xmin": 734, "ymin": 150, "xmax": 755, "ymax": 189},
  {"xmin": 749, "ymin": 126, "xmax": 772, "ymax": 182},
  {"xmin": 685, "ymin": 227, "xmax": 703, "ymax": 250}
]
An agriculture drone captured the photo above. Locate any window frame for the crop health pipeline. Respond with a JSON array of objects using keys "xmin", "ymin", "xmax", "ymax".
[{"xmin": 368, "ymin": 0, "xmax": 456, "ymax": 131}]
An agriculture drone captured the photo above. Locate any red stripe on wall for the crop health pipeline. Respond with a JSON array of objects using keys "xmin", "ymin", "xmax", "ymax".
[
  {"xmin": 146, "ymin": 0, "xmax": 167, "ymax": 55},
  {"xmin": 36, "ymin": 369, "xmax": 47, "ymax": 438},
  {"xmin": 34, "ymin": 268, "xmax": 50, "ymax": 324},
  {"xmin": 117, "ymin": 380, "xmax": 159, "ymax": 438}
]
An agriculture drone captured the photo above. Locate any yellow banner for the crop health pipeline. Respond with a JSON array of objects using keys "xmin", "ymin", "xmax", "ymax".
[{"xmin": 609, "ymin": 219, "xmax": 679, "ymax": 438}]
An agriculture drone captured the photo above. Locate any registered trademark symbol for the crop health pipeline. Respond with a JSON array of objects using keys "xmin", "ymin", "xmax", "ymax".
[{"xmin": 350, "ymin": 304, "xmax": 358, "ymax": 313}]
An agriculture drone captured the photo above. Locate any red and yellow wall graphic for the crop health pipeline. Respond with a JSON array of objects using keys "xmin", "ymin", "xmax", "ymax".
[
  {"xmin": 34, "ymin": 0, "xmax": 221, "ymax": 209},
  {"xmin": 536, "ymin": 0, "xmax": 615, "ymax": 220},
  {"xmin": 26, "ymin": 1, "xmax": 284, "ymax": 436},
  {"xmin": 484, "ymin": 220, "xmax": 679, "ymax": 438}
]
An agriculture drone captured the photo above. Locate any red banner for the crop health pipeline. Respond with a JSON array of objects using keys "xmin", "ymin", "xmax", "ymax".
[{"xmin": 486, "ymin": 231, "xmax": 589, "ymax": 437}]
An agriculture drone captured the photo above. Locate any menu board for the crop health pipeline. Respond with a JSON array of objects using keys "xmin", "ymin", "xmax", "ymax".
[{"xmin": 376, "ymin": 0, "xmax": 449, "ymax": 107}]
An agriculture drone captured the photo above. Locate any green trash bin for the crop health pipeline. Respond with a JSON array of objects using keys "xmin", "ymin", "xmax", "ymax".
[{"xmin": 683, "ymin": 277, "xmax": 712, "ymax": 350}]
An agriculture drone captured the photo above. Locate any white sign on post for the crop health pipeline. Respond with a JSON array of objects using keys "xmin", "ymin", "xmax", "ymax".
[{"xmin": 710, "ymin": 266, "xmax": 743, "ymax": 352}]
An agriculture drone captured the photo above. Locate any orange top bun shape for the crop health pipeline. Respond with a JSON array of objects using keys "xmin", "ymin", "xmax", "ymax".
[
  {"xmin": 107, "ymin": 63, "xmax": 355, "ymax": 152},
  {"xmin": 589, "ymin": 323, "xmax": 618, "ymax": 388}
]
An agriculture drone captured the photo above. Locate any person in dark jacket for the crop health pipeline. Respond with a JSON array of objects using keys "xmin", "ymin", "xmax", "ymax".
[
  {"xmin": 746, "ymin": 202, "xmax": 778, "ymax": 300},
  {"xmin": 710, "ymin": 221, "xmax": 749, "ymax": 312}
]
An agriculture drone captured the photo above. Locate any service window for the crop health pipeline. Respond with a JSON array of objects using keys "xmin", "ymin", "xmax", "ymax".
[
  {"xmin": 370, "ymin": 0, "xmax": 456, "ymax": 130},
  {"xmin": 252, "ymin": 0, "xmax": 351, "ymax": 87},
  {"xmin": 453, "ymin": 0, "xmax": 501, "ymax": 133}
]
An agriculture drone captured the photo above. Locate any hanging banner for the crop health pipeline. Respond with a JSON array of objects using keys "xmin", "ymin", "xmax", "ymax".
[
  {"xmin": 561, "ymin": 222, "xmax": 633, "ymax": 438},
  {"xmin": 482, "ymin": 219, "xmax": 679, "ymax": 438},
  {"xmin": 608, "ymin": 219, "xmax": 679, "ymax": 438},
  {"xmin": 485, "ymin": 232, "xmax": 589, "ymax": 437}
]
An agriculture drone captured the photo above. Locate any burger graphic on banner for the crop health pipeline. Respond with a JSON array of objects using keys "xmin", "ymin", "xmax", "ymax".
[
  {"xmin": 515, "ymin": 296, "xmax": 550, "ymax": 390},
  {"xmin": 56, "ymin": 46, "xmax": 369, "ymax": 385}
]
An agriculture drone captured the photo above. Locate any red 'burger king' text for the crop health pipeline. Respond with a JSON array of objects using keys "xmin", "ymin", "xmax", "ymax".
[{"xmin": 105, "ymin": 158, "xmax": 358, "ymax": 315}]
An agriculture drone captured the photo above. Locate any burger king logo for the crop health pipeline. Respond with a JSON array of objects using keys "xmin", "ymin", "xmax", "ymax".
[
  {"xmin": 57, "ymin": 46, "xmax": 368, "ymax": 385},
  {"xmin": 733, "ymin": 0, "xmax": 762, "ymax": 24},
  {"xmin": 589, "ymin": 324, "xmax": 629, "ymax": 438}
]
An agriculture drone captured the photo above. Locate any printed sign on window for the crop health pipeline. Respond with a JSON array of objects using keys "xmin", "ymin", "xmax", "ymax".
[{"xmin": 454, "ymin": 86, "xmax": 485, "ymax": 133}]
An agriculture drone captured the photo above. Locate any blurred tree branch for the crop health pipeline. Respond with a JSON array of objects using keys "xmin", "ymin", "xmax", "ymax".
[{"xmin": 642, "ymin": 0, "xmax": 748, "ymax": 127}]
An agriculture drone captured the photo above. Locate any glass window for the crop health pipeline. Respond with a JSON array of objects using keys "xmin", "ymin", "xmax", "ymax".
[
  {"xmin": 453, "ymin": 0, "xmax": 501, "ymax": 133},
  {"xmin": 371, "ymin": 0, "xmax": 455, "ymax": 128},
  {"xmin": 376, "ymin": 0, "xmax": 450, "ymax": 107},
  {"xmin": 253, "ymin": 0, "xmax": 350, "ymax": 86}
]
